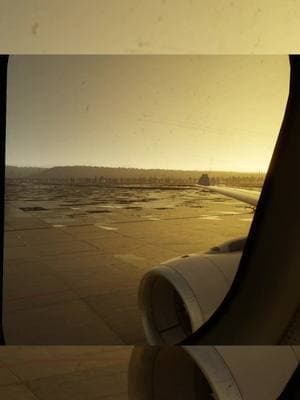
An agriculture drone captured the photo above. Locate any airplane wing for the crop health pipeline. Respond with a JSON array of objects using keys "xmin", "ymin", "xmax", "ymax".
[{"xmin": 195, "ymin": 184, "xmax": 260, "ymax": 207}]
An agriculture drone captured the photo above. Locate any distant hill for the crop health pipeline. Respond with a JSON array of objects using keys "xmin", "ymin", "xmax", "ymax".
[
  {"xmin": 37, "ymin": 165, "xmax": 214, "ymax": 180},
  {"xmin": 5, "ymin": 165, "xmax": 265, "ymax": 187},
  {"xmin": 5, "ymin": 166, "xmax": 46, "ymax": 179}
]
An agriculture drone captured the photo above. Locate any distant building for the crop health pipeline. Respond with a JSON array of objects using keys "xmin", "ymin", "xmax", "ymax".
[{"xmin": 198, "ymin": 173, "xmax": 210, "ymax": 186}]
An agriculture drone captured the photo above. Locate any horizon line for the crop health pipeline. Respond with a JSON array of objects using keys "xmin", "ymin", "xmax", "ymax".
[{"xmin": 6, "ymin": 164, "xmax": 267, "ymax": 174}]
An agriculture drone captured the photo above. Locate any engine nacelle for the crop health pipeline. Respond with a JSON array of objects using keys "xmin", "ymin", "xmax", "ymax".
[
  {"xmin": 128, "ymin": 346, "xmax": 300, "ymax": 400},
  {"xmin": 139, "ymin": 238, "xmax": 246, "ymax": 345}
]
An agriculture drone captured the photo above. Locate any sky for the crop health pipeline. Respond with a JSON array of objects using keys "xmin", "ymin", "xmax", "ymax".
[
  {"xmin": 1, "ymin": 1, "xmax": 300, "ymax": 54},
  {"xmin": 6, "ymin": 55, "xmax": 289, "ymax": 172}
]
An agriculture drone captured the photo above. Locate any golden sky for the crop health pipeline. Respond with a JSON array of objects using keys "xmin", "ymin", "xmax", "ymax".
[
  {"xmin": 0, "ymin": 1, "xmax": 300, "ymax": 53},
  {"xmin": 6, "ymin": 55, "xmax": 289, "ymax": 172}
]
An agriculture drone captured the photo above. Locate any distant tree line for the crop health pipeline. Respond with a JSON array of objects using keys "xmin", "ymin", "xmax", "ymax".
[
  {"xmin": 6, "ymin": 168, "xmax": 265, "ymax": 188},
  {"xmin": 209, "ymin": 174, "xmax": 264, "ymax": 188},
  {"xmin": 5, "ymin": 165, "xmax": 265, "ymax": 187}
]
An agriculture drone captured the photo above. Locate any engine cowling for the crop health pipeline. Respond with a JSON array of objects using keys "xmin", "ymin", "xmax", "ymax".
[
  {"xmin": 128, "ymin": 346, "xmax": 300, "ymax": 400},
  {"xmin": 139, "ymin": 238, "xmax": 246, "ymax": 345}
]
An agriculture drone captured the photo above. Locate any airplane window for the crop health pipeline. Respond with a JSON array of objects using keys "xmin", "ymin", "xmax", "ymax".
[{"xmin": 4, "ymin": 55, "xmax": 289, "ymax": 344}]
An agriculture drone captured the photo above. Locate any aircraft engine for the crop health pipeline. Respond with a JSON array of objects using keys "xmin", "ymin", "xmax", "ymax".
[
  {"xmin": 139, "ymin": 238, "xmax": 246, "ymax": 345},
  {"xmin": 128, "ymin": 346, "xmax": 300, "ymax": 400}
]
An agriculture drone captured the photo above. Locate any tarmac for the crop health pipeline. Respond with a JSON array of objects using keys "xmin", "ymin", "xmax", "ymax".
[
  {"xmin": 3, "ymin": 182, "xmax": 253, "ymax": 344},
  {"xmin": 0, "ymin": 346, "xmax": 131, "ymax": 399}
]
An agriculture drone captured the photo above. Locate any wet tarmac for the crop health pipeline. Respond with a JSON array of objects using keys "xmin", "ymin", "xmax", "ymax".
[{"xmin": 4, "ymin": 182, "xmax": 254, "ymax": 344}]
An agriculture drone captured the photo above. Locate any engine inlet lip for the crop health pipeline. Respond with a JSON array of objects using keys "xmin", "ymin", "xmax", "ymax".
[{"xmin": 139, "ymin": 265, "xmax": 205, "ymax": 345}]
